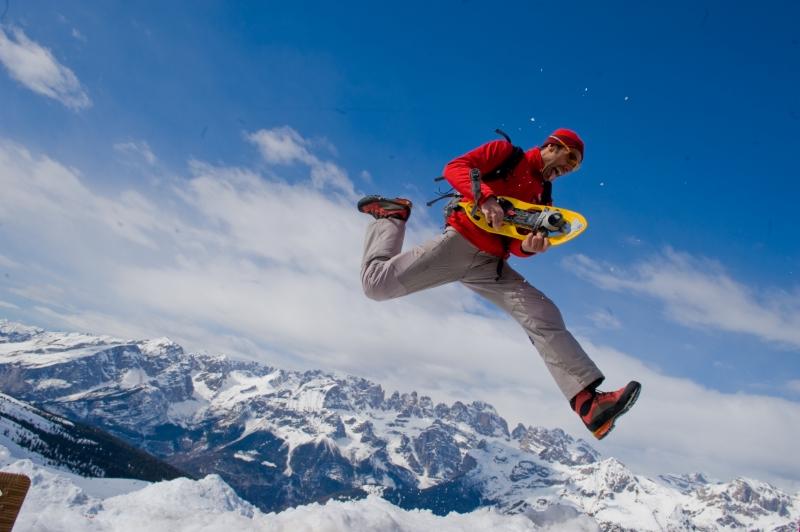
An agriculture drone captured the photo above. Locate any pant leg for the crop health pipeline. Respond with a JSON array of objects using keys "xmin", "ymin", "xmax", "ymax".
[
  {"xmin": 460, "ymin": 255, "xmax": 604, "ymax": 400},
  {"xmin": 361, "ymin": 221, "xmax": 479, "ymax": 301}
]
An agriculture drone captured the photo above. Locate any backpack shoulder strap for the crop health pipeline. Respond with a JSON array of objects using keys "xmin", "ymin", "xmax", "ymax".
[
  {"xmin": 541, "ymin": 180, "xmax": 553, "ymax": 206},
  {"xmin": 481, "ymin": 128, "xmax": 525, "ymax": 181},
  {"xmin": 482, "ymin": 145, "xmax": 525, "ymax": 182}
]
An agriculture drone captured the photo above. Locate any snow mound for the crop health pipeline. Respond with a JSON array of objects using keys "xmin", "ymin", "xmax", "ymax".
[{"xmin": 2, "ymin": 441, "xmax": 600, "ymax": 532}]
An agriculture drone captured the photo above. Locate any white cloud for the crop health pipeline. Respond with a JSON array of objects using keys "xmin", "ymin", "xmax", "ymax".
[
  {"xmin": 1, "ymin": 132, "xmax": 799, "ymax": 491},
  {"xmin": 0, "ymin": 254, "xmax": 20, "ymax": 268},
  {"xmin": 246, "ymin": 127, "xmax": 355, "ymax": 197},
  {"xmin": 564, "ymin": 250, "xmax": 800, "ymax": 350},
  {"xmin": 310, "ymin": 136, "xmax": 340, "ymax": 157},
  {"xmin": 0, "ymin": 26, "xmax": 91, "ymax": 110},
  {"xmin": 786, "ymin": 379, "xmax": 800, "ymax": 395},
  {"xmin": 247, "ymin": 126, "xmax": 307, "ymax": 164},
  {"xmin": 71, "ymin": 28, "xmax": 86, "ymax": 43},
  {"xmin": 0, "ymin": 300, "xmax": 19, "ymax": 310},
  {"xmin": 587, "ymin": 309, "xmax": 622, "ymax": 330},
  {"xmin": 114, "ymin": 140, "xmax": 157, "ymax": 165}
]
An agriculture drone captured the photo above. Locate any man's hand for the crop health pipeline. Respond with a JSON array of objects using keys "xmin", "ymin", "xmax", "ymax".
[
  {"xmin": 480, "ymin": 196, "xmax": 505, "ymax": 228},
  {"xmin": 521, "ymin": 232, "xmax": 550, "ymax": 254}
]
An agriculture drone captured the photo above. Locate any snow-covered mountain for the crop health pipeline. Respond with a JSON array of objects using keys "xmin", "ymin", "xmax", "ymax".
[
  {"xmin": 1, "ymin": 319, "xmax": 798, "ymax": 531},
  {"xmin": 0, "ymin": 391, "xmax": 187, "ymax": 481}
]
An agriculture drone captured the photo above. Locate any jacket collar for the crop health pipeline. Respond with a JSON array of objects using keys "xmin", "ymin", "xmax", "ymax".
[{"xmin": 526, "ymin": 147, "xmax": 544, "ymax": 177}]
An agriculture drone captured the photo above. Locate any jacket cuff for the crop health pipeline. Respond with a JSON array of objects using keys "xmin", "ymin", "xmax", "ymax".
[{"xmin": 510, "ymin": 239, "xmax": 537, "ymax": 257}]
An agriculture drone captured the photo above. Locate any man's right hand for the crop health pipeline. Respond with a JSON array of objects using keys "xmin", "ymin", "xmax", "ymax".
[
  {"xmin": 521, "ymin": 231, "xmax": 550, "ymax": 254},
  {"xmin": 480, "ymin": 196, "xmax": 505, "ymax": 228}
]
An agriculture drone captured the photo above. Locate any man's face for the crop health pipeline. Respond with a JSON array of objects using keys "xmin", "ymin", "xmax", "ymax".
[{"xmin": 542, "ymin": 145, "xmax": 582, "ymax": 182}]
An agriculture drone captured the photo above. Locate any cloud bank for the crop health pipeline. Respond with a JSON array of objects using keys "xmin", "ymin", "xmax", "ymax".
[
  {"xmin": 564, "ymin": 251, "xmax": 800, "ymax": 350},
  {"xmin": 0, "ymin": 128, "xmax": 799, "ymax": 491}
]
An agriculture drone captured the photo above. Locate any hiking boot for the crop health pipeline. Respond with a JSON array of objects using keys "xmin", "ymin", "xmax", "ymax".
[
  {"xmin": 571, "ymin": 381, "xmax": 641, "ymax": 440},
  {"xmin": 357, "ymin": 195, "xmax": 413, "ymax": 221}
]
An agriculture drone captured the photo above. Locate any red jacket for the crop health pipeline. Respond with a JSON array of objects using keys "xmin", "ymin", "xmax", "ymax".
[{"xmin": 443, "ymin": 140, "xmax": 549, "ymax": 258}]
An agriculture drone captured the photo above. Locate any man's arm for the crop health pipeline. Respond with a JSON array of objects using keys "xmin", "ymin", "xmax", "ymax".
[
  {"xmin": 509, "ymin": 232, "xmax": 550, "ymax": 257},
  {"xmin": 442, "ymin": 140, "xmax": 514, "ymax": 203}
]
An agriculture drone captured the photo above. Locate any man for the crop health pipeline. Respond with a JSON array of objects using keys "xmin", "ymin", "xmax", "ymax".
[{"xmin": 357, "ymin": 129, "xmax": 640, "ymax": 440}]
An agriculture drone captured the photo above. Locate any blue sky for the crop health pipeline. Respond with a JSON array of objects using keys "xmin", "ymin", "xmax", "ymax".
[{"xmin": 1, "ymin": 1, "xmax": 799, "ymax": 489}]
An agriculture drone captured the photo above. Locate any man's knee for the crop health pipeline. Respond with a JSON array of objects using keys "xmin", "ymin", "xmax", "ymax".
[
  {"xmin": 361, "ymin": 272, "xmax": 395, "ymax": 301},
  {"xmin": 361, "ymin": 259, "xmax": 402, "ymax": 301},
  {"xmin": 362, "ymin": 282, "xmax": 391, "ymax": 301}
]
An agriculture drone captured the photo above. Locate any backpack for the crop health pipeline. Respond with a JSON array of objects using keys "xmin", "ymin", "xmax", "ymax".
[{"xmin": 427, "ymin": 129, "xmax": 551, "ymax": 216}]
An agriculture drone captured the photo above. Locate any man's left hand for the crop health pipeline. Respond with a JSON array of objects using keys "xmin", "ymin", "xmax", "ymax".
[{"xmin": 521, "ymin": 232, "xmax": 550, "ymax": 254}]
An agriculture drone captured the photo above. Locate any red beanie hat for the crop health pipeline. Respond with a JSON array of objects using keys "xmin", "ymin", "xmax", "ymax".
[{"xmin": 544, "ymin": 128, "xmax": 585, "ymax": 159}]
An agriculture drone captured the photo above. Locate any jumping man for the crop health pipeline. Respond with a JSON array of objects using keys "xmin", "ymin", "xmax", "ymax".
[{"xmin": 357, "ymin": 129, "xmax": 640, "ymax": 439}]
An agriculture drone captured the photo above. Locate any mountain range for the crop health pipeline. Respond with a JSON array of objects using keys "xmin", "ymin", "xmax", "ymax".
[{"xmin": 1, "ymin": 319, "xmax": 798, "ymax": 531}]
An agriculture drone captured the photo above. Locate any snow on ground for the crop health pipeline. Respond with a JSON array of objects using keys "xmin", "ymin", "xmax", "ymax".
[
  {"xmin": 285, "ymin": 382, "xmax": 336, "ymax": 413},
  {"xmin": 0, "ymin": 442, "xmax": 596, "ymax": 532},
  {"xmin": 166, "ymin": 397, "xmax": 208, "ymax": 423},
  {"xmin": 119, "ymin": 368, "xmax": 150, "ymax": 389},
  {"xmin": 33, "ymin": 379, "xmax": 72, "ymax": 391}
]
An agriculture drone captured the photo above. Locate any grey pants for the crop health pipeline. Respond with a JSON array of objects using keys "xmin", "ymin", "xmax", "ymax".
[{"xmin": 361, "ymin": 218, "xmax": 604, "ymax": 401}]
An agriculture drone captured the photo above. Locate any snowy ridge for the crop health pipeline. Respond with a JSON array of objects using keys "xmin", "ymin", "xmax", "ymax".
[
  {"xmin": 0, "ymin": 391, "xmax": 186, "ymax": 482},
  {"xmin": 1, "ymin": 320, "xmax": 799, "ymax": 531}
]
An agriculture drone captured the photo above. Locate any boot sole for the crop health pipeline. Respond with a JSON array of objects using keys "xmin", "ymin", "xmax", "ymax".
[
  {"xmin": 592, "ymin": 382, "xmax": 641, "ymax": 440},
  {"xmin": 357, "ymin": 196, "xmax": 412, "ymax": 220},
  {"xmin": 357, "ymin": 195, "xmax": 383, "ymax": 212}
]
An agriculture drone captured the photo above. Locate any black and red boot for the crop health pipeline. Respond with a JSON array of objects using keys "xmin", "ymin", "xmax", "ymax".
[
  {"xmin": 571, "ymin": 381, "xmax": 641, "ymax": 440},
  {"xmin": 357, "ymin": 196, "xmax": 412, "ymax": 221}
]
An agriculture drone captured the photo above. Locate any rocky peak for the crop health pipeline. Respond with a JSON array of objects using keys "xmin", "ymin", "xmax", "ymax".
[
  {"xmin": 442, "ymin": 400, "xmax": 509, "ymax": 438},
  {"xmin": 0, "ymin": 319, "xmax": 44, "ymax": 342},
  {"xmin": 658, "ymin": 472, "xmax": 713, "ymax": 494},
  {"xmin": 511, "ymin": 423, "xmax": 527, "ymax": 440},
  {"xmin": 321, "ymin": 376, "xmax": 385, "ymax": 411},
  {"xmin": 696, "ymin": 477, "xmax": 795, "ymax": 518},
  {"xmin": 518, "ymin": 426, "xmax": 599, "ymax": 466}
]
